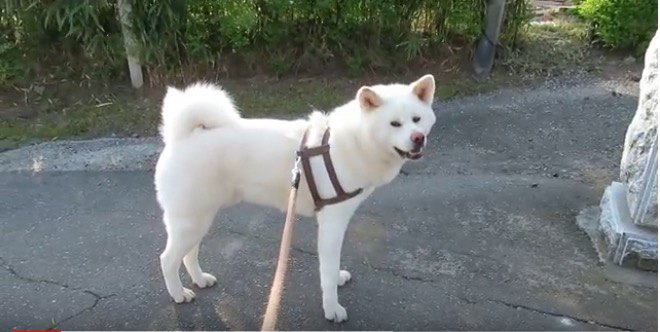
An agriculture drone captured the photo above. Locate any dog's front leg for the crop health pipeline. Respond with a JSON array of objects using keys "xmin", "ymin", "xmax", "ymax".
[{"xmin": 316, "ymin": 203, "xmax": 358, "ymax": 323}]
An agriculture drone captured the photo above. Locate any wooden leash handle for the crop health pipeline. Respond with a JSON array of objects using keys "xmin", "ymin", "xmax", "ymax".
[{"xmin": 261, "ymin": 157, "xmax": 301, "ymax": 331}]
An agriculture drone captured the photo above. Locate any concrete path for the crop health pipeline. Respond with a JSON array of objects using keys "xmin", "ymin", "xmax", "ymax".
[{"xmin": 1, "ymin": 75, "xmax": 656, "ymax": 331}]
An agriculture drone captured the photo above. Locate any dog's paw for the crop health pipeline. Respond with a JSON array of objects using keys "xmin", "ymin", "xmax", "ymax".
[
  {"xmin": 324, "ymin": 303, "xmax": 348, "ymax": 323},
  {"xmin": 338, "ymin": 270, "xmax": 351, "ymax": 286},
  {"xmin": 172, "ymin": 287, "xmax": 196, "ymax": 303},
  {"xmin": 193, "ymin": 272, "xmax": 217, "ymax": 288}
]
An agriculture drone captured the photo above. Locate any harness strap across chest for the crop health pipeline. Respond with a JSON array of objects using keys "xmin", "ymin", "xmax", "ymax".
[{"xmin": 297, "ymin": 128, "xmax": 363, "ymax": 211}]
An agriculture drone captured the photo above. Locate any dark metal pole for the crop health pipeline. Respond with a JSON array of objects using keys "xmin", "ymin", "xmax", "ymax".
[{"xmin": 473, "ymin": 0, "xmax": 507, "ymax": 77}]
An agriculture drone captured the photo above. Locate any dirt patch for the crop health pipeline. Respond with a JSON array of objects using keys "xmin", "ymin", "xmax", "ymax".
[{"xmin": 0, "ymin": 51, "xmax": 510, "ymax": 149}]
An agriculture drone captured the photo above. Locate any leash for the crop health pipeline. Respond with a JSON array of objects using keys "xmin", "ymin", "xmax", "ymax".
[{"xmin": 261, "ymin": 154, "xmax": 301, "ymax": 331}]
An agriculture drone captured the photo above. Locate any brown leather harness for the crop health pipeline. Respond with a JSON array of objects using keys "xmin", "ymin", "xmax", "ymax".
[{"xmin": 296, "ymin": 128, "xmax": 363, "ymax": 211}]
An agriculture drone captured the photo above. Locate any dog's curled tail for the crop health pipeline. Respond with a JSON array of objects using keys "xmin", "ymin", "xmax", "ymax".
[{"xmin": 160, "ymin": 83, "xmax": 240, "ymax": 145}]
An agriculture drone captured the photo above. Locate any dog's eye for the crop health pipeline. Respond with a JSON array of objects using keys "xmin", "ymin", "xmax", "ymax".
[
  {"xmin": 412, "ymin": 116, "xmax": 421, "ymax": 123},
  {"xmin": 390, "ymin": 121, "xmax": 402, "ymax": 127}
]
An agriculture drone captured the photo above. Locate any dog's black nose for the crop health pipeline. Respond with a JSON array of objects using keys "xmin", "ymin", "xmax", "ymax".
[{"xmin": 410, "ymin": 132, "xmax": 425, "ymax": 145}]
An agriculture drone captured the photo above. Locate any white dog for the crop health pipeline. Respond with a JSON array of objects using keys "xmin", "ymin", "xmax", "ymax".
[{"xmin": 154, "ymin": 75, "xmax": 437, "ymax": 322}]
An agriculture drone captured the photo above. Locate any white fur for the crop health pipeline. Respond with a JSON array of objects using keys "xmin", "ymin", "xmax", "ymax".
[{"xmin": 154, "ymin": 75, "xmax": 437, "ymax": 322}]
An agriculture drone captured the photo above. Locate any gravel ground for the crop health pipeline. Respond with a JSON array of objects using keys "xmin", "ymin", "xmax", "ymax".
[{"xmin": 0, "ymin": 137, "xmax": 163, "ymax": 172}]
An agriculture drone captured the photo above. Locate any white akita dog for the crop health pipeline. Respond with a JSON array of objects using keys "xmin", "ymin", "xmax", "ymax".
[{"xmin": 154, "ymin": 74, "xmax": 436, "ymax": 322}]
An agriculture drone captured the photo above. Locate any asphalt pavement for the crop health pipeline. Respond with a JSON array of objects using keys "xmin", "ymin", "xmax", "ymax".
[{"xmin": 1, "ymin": 74, "xmax": 657, "ymax": 331}]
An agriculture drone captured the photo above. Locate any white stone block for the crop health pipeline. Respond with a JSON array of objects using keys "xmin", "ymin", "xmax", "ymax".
[
  {"xmin": 620, "ymin": 30, "xmax": 658, "ymax": 227},
  {"xmin": 599, "ymin": 182, "xmax": 657, "ymax": 270}
]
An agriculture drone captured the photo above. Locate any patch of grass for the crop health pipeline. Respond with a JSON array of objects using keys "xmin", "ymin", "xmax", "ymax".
[
  {"xmin": 0, "ymin": 102, "xmax": 159, "ymax": 144},
  {"xmin": 435, "ymin": 74, "xmax": 510, "ymax": 100},
  {"xmin": 0, "ymin": 74, "xmax": 508, "ymax": 146},
  {"xmin": 501, "ymin": 16, "xmax": 591, "ymax": 77},
  {"xmin": 228, "ymin": 79, "xmax": 351, "ymax": 117}
]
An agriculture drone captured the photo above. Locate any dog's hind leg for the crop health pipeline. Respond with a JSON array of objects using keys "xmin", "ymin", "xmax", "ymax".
[
  {"xmin": 183, "ymin": 243, "xmax": 217, "ymax": 288},
  {"xmin": 160, "ymin": 212, "xmax": 214, "ymax": 303}
]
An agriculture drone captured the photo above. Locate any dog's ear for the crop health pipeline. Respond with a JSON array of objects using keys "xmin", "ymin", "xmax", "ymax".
[
  {"xmin": 410, "ymin": 74, "xmax": 435, "ymax": 105},
  {"xmin": 357, "ymin": 86, "xmax": 382, "ymax": 110}
]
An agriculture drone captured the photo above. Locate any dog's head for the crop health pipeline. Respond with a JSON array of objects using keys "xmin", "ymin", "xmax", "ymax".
[{"xmin": 357, "ymin": 74, "xmax": 436, "ymax": 162}]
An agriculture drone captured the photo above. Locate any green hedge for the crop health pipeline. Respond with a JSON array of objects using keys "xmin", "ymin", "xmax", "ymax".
[
  {"xmin": 578, "ymin": 0, "xmax": 658, "ymax": 54},
  {"xmin": 1, "ymin": 0, "xmax": 530, "ymax": 83}
]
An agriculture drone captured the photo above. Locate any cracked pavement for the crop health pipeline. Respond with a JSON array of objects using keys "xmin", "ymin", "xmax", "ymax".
[{"xmin": 0, "ymin": 75, "xmax": 657, "ymax": 330}]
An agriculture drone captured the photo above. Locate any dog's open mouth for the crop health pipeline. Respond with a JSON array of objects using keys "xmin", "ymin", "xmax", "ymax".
[{"xmin": 394, "ymin": 147, "xmax": 423, "ymax": 160}]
